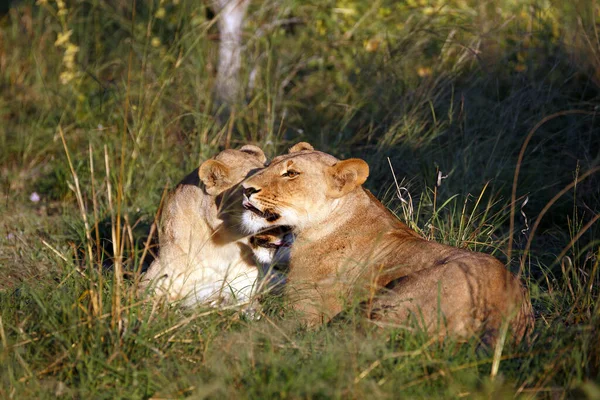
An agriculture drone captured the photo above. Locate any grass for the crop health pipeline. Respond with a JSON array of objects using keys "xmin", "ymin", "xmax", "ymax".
[{"xmin": 1, "ymin": 0, "xmax": 599, "ymax": 397}]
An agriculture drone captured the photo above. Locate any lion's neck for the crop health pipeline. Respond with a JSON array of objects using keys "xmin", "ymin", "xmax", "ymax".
[
  {"xmin": 292, "ymin": 187, "xmax": 455, "ymax": 283},
  {"xmin": 297, "ymin": 189, "xmax": 369, "ymax": 241},
  {"xmin": 298, "ymin": 188, "xmax": 400, "ymax": 242}
]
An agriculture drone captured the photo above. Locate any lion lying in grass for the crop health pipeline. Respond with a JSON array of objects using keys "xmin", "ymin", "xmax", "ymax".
[
  {"xmin": 140, "ymin": 145, "xmax": 267, "ymax": 308},
  {"xmin": 240, "ymin": 142, "xmax": 534, "ymax": 343}
]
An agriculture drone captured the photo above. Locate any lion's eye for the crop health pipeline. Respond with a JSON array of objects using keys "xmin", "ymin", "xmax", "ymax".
[{"xmin": 282, "ymin": 170, "xmax": 300, "ymax": 178}]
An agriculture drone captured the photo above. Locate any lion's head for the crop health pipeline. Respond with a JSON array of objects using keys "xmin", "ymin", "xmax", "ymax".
[
  {"xmin": 193, "ymin": 144, "xmax": 268, "ymax": 236},
  {"xmin": 240, "ymin": 142, "xmax": 369, "ymax": 233},
  {"xmin": 198, "ymin": 144, "xmax": 267, "ymax": 196}
]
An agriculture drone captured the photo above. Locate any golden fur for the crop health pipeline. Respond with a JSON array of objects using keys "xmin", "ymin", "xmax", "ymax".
[
  {"xmin": 140, "ymin": 145, "xmax": 266, "ymax": 308},
  {"xmin": 240, "ymin": 142, "xmax": 533, "ymax": 343}
]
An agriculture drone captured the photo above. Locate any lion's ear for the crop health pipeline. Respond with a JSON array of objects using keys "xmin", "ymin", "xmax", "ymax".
[
  {"xmin": 199, "ymin": 159, "xmax": 232, "ymax": 195},
  {"xmin": 288, "ymin": 142, "xmax": 314, "ymax": 153},
  {"xmin": 326, "ymin": 159, "xmax": 369, "ymax": 198},
  {"xmin": 239, "ymin": 145, "xmax": 267, "ymax": 164}
]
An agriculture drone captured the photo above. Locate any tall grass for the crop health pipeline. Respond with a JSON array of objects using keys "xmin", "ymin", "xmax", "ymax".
[{"xmin": 1, "ymin": 0, "xmax": 599, "ymax": 397}]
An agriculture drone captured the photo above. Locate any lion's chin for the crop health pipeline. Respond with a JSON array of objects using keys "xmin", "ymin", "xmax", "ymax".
[{"xmin": 242, "ymin": 210, "xmax": 273, "ymax": 233}]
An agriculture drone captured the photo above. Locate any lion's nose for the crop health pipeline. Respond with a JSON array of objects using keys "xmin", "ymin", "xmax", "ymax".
[{"xmin": 243, "ymin": 186, "xmax": 260, "ymax": 198}]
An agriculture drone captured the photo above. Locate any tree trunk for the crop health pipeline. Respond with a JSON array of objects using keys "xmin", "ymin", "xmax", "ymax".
[{"xmin": 213, "ymin": 0, "xmax": 251, "ymax": 107}]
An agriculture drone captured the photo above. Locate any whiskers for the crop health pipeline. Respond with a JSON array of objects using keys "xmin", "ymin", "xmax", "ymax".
[
  {"xmin": 231, "ymin": 215, "xmax": 261, "ymax": 236},
  {"xmin": 254, "ymin": 196, "xmax": 304, "ymax": 217}
]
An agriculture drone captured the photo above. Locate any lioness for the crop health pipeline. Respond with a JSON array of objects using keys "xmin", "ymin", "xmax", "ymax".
[
  {"xmin": 140, "ymin": 145, "xmax": 267, "ymax": 307},
  {"xmin": 240, "ymin": 142, "xmax": 533, "ymax": 343},
  {"xmin": 248, "ymin": 226, "xmax": 293, "ymax": 294},
  {"xmin": 249, "ymin": 226, "xmax": 293, "ymax": 270}
]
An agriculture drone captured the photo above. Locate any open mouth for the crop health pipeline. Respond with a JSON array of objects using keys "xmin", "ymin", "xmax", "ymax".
[
  {"xmin": 243, "ymin": 201, "xmax": 280, "ymax": 222},
  {"xmin": 251, "ymin": 237, "xmax": 285, "ymax": 249},
  {"xmin": 249, "ymin": 226, "xmax": 293, "ymax": 249}
]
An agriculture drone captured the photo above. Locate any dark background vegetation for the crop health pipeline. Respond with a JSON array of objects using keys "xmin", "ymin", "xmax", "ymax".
[{"xmin": 0, "ymin": 0, "xmax": 599, "ymax": 397}]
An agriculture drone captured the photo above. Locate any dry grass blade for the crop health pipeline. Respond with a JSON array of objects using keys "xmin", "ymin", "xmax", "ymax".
[
  {"xmin": 398, "ymin": 351, "xmax": 540, "ymax": 390},
  {"xmin": 518, "ymin": 166, "xmax": 600, "ymax": 279},
  {"xmin": 260, "ymin": 314, "xmax": 300, "ymax": 350},
  {"xmin": 153, "ymin": 302, "xmax": 250, "ymax": 340},
  {"xmin": 553, "ymin": 213, "xmax": 600, "ymax": 269},
  {"xmin": 58, "ymin": 125, "xmax": 93, "ymax": 266},
  {"xmin": 10, "ymin": 300, "xmax": 149, "ymax": 349},
  {"xmin": 354, "ymin": 337, "xmax": 437, "ymax": 384},
  {"xmin": 89, "ymin": 143, "xmax": 103, "ymax": 314},
  {"xmin": 104, "ymin": 145, "xmax": 122, "ymax": 332},
  {"xmin": 490, "ymin": 318, "xmax": 509, "ymax": 380},
  {"xmin": 135, "ymin": 181, "xmax": 169, "ymax": 283},
  {"xmin": 387, "ymin": 157, "xmax": 414, "ymax": 227},
  {"xmin": 0, "ymin": 316, "xmax": 8, "ymax": 350},
  {"xmin": 507, "ymin": 110, "xmax": 594, "ymax": 263},
  {"xmin": 40, "ymin": 239, "xmax": 69, "ymax": 263}
]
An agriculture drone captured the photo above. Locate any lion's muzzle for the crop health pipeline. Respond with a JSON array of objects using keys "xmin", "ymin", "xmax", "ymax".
[{"xmin": 242, "ymin": 200, "xmax": 281, "ymax": 222}]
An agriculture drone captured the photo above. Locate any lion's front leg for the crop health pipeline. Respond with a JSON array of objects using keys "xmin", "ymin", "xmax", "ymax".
[{"xmin": 286, "ymin": 283, "xmax": 345, "ymax": 327}]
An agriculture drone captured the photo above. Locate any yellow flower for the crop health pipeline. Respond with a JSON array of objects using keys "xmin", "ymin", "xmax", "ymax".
[
  {"xmin": 65, "ymin": 43, "xmax": 79, "ymax": 58},
  {"xmin": 378, "ymin": 7, "xmax": 391, "ymax": 18},
  {"xmin": 364, "ymin": 39, "xmax": 380, "ymax": 52},
  {"xmin": 417, "ymin": 66, "xmax": 432, "ymax": 78},
  {"xmin": 515, "ymin": 64, "xmax": 527, "ymax": 72},
  {"xmin": 151, "ymin": 37, "xmax": 161, "ymax": 47},
  {"xmin": 333, "ymin": 8, "xmax": 356, "ymax": 16},
  {"xmin": 422, "ymin": 6, "xmax": 435, "ymax": 16},
  {"xmin": 316, "ymin": 20, "xmax": 327, "ymax": 36},
  {"xmin": 60, "ymin": 71, "xmax": 75, "ymax": 85},
  {"xmin": 155, "ymin": 7, "xmax": 166, "ymax": 19},
  {"xmin": 55, "ymin": 30, "xmax": 72, "ymax": 47},
  {"xmin": 62, "ymin": 44, "xmax": 79, "ymax": 68}
]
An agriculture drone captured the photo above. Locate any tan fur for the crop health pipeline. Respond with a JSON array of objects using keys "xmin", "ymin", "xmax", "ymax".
[
  {"xmin": 288, "ymin": 142, "xmax": 314, "ymax": 153},
  {"xmin": 366, "ymin": 258, "xmax": 533, "ymax": 345},
  {"xmin": 240, "ymin": 145, "xmax": 534, "ymax": 343},
  {"xmin": 140, "ymin": 145, "xmax": 266, "ymax": 307}
]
